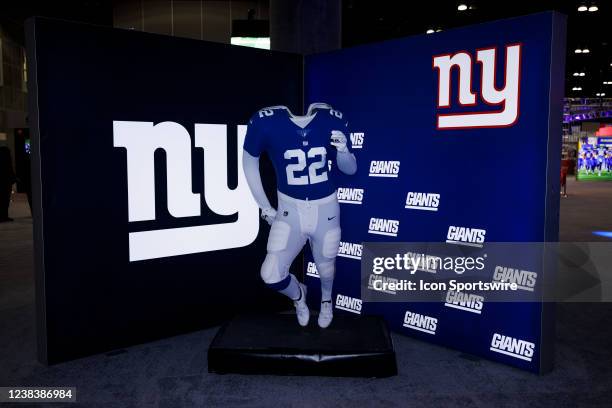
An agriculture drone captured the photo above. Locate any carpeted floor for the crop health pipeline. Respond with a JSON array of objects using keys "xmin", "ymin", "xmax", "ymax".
[{"xmin": 1, "ymin": 178, "xmax": 611, "ymax": 407}]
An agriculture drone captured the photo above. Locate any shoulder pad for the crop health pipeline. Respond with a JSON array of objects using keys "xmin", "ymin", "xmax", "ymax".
[
  {"xmin": 260, "ymin": 105, "xmax": 289, "ymax": 111},
  {"xmin": 306, "ymin": 102, "xmax": 332, "ymax": 115}
]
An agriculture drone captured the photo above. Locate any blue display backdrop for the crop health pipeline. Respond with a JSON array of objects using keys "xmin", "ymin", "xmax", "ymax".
[{"xmin": 304, "ymin": 12, "xmax": 566, "ymax": 373}]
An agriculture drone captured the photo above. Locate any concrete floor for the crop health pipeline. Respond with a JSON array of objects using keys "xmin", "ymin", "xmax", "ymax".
[
  {"xmin": 0, "ymin": 178, "xmax": 611, "ymax": 407},
  {"xmin": 559, "ymin": 177, "xmax": 612, "ymax": 241}
]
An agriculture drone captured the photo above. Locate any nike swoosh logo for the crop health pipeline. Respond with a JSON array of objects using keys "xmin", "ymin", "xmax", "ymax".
[{"xmin": 328, "ymin": 216, "xmax": 336, "ymax": 220}]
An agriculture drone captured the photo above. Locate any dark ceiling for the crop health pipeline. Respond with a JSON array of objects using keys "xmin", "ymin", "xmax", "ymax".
[
  {"xmin": 343, "ymin": 0, "xmax": 611, "ymax": 99},
  {"xmin": 0, "ymin": 1, "xmax": 609, "ymax": 98},
  {"xmin": 0, "ymin": 1, "xmax": 113, "ymax": 43}
]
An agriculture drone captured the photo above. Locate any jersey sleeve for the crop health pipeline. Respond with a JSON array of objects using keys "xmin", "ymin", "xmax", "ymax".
[{"xmin": 243, "ymin": 112, "xmax": 267, "ymax": 157}]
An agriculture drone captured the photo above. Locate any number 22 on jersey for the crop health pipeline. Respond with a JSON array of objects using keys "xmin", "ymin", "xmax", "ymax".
[{"xmin": 284, "ymin": 147, "xmax": 328, "ymax": 185}]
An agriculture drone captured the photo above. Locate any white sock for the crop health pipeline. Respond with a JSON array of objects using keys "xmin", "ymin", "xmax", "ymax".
[{"xmin": 320, "ymin": 275, "xmax": 334, "ymax": 302}]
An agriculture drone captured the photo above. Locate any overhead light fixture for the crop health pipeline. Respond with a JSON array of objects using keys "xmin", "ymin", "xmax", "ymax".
[
  {"xmin": 426, "ymin": 29, "xmax": 435, "ymax": 34},
  {"xmin": 578, "ymin": 5, "xmax": 588, "ymax": 11},
  {"xmin": 572, "ymin": 87, "xmax": 583, "ymax": 91},
  {"xmin": 435, "ymin": 29, "xmax": 442, "ymax": 32},
  {"xmin": 582, "ymin": 48, "xmax": 590, "ymax": 53},
  {"xmin": 231, "ymin": 18, "xmax": 270, "ymax": 50},
  {"xmin": 588, "ymin": 5, "xmax": 599, "ymax": 12},
  {"xmin": 458, "ymin": 4, "xmax": 468, "ymax": 11},
  {"xmin": 580, "ymin": 72, "xmax": 586, "ymax": 76},
  {"xmin": 596, "ymin": 92, "xmax": 606, "ymax": 97},
  {"xmin": 603, "ymin": 81, "xmax": 610, "ymax": 85},
  {"xmin": 231, "ymin": 37, "xmax": 270, "ymax": 49},
  {"xmin": 573, "ymin": 72, "xmax": 586, "ymax": 77},
  {"xmin": 575, "ymin": 49, "xmax": 582, "ymax": 53}
]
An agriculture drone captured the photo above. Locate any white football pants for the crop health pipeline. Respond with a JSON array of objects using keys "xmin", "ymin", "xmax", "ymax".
[{"xmin": 261, "ymin": 191, "xmax": 341, "ymax": 301}]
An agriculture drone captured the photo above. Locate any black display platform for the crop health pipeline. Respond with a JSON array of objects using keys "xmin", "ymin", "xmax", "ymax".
[{"xmin": 208, "ymin": 313, "xmax": 397, "ymax": 377}]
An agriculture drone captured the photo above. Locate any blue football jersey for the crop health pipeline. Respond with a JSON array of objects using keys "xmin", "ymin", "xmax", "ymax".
[{"xmin": 244, "ymin": 105, "xmax": 351, "ymax": 200}]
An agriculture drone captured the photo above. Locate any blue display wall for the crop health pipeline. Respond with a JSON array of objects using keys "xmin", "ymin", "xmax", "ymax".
[{"xmin": 303, "ymin": 12, "xmax": 566, "ymax": 373}]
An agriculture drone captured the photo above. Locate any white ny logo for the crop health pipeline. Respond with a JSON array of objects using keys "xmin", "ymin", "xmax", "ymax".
[
  {"xmin": 113, "ymin": 121, "xmax": 259, "ymax": 261},
  {"xmin": 433, "ymin": 44, "xmax": 521, "ymax": 129}
]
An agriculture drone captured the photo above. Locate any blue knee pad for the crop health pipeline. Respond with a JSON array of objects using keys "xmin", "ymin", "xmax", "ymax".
[{"xmin": 266, "ymin": 274, "xmax": 292, "ymax": 291}]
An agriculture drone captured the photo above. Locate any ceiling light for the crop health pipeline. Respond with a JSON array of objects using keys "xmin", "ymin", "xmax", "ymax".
[
  {"xmin": 458, "ymin": 4, "xmax": 468, "ymax": 11},
  {"xmin": 578, "ymin": 5, "xmax": 588, "ymax": 11},
  {"xmin": 573, "ymin": 87, "xmax": 582, "ymax": 91},
  {"xmin": 588, "ymin": 6, "xmax": 598, "ymax": 12},
  {"xmin": 580, "ymin": 72, "xmax": 585, "ymax": 76},
  {"xmin": 435, "ymin": 29, "xmax": 442, "ymax": 32},
  {"xmin": 575, "ymin": 49, "xmax": 582, "ymax": 53},
  {"xmin": 604, "ymin": 81, "xmax": 610, "ymax": 85},
  {"xmin": 582, "ymin": 48, "xmax": 590, "ymax": 53},
  {"xmin": 573, "ymin": 72, "xmax": 580, "ymax": 76},
  {"xmin": 426, "ymin": 29, "xmax": 435, "ymax": 34}
]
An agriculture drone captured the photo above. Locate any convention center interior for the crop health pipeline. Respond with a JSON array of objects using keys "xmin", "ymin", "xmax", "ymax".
[{"xmin": 0, "ymin": 0, "xmax": 611, "ymax": 406}]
